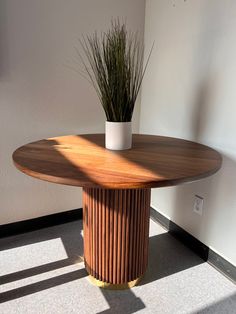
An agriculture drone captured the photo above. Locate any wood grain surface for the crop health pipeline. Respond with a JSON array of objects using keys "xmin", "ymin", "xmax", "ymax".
[{"xmin": 12, "ymin": 134, "xmax": 222, "ymax": 189}]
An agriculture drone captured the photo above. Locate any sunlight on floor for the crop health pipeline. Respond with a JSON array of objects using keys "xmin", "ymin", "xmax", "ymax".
[
  {"xmin": 0, "ymin": 238, "xmax": 68, "ymax": 275},
  {"xmin": 0, "ymin": 220, "xmax": 235, "ymax": 314},
  {"xmin": 0, "ymin": 263, "xmax": 83, "ymax": 293}
]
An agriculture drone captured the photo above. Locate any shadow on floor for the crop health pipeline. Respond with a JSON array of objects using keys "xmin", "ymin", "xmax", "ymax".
[
  {"xmin": 0, "ymin": 220, "xmax": 205, "ymax": 311},
  {"xmin": 0, "ymin": 268, "xmax": 87, "ymax": 304},
  {"xmin": 98, "ymin": 289, "xmax": 146, "ymax": 314},
  {"xmin": 97, "ymin": 232, "xmax": 205, "ymax": 314},
  {"xmin": 141, "ymin": 231, "xmax": 204, "ymax": 285},
  {"xmin": 192, "ymin": 292, "xmax": 236, "ymax": 314}
]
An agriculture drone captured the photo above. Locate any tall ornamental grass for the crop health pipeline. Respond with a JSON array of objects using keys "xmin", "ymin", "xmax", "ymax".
[{"xmin": 78, "ymin": 20, "xmax": 152, "ymax": 122}]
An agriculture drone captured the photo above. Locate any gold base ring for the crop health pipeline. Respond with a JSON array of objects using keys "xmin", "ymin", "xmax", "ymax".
[{"xmin": 88, "ymin": 275, "xmax": 142, "ymax": 290}]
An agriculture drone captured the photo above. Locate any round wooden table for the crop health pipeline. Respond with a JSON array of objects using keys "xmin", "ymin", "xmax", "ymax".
[{"xmin": 13, "ymin": 134, "xmax": 222, "ymax": 289}]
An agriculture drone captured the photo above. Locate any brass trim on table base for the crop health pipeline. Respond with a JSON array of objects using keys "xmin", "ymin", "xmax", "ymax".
[
  {"xmin": 88, "ymin": 275, "xmax": 142, "ymax": 290},
  {"xmin": 83, "ymin": 188, "xmax": 151, "ymax": 289}
]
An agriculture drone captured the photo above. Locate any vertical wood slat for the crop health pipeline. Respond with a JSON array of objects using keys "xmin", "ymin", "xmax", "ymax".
[
  {"xmin": 113, "ymin": 190, "xmax": 118, "ymax": 284},
  {"xmin": 128, "ymin": 190, "xmax": 134, "ymax": 282},
  {"xmin": 124, "ymin": 189, "xmax": 130, "ymax": 281},
  {"xmin": 109, "ymin": 190, "xmax": 113, "ymax": 283},
  {"xmin": 117, "ymin": 190, "xmax": 122, "ymax": 284},
  {"xmin": 136, "ymin": 189, "xmax": 141, "ymax": 278},
  {"xmin": 121, "ymin": 189, "xmax": 126, "ymax": 283},
  {"xmin": 92, "ymin": 189, "xmax": 95, "ymax": 277},
  {"xmin": 98, "ymin": 189, "xmax": 102, "ymax": 280},
  {"xmin": 105, "ymin": 190, "xmax": 109, "ymax": 281},
  {"xmin": 132, "ymin": 189, "xmax": 138, "ymax": 279},
  {"xmin": 102, "ymin": 189, "xmax": 106, "ymax": 281},
  {"xmin": 83, "ymin": 188, "xmax": 151, "ymax": 285}
]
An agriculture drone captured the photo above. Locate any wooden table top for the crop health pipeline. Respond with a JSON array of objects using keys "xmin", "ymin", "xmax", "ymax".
[{"xmin": 13, "ymin": 134, "xmax": 222, "ymax": 189}]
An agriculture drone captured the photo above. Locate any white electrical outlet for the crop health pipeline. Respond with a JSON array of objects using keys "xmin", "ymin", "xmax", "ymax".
[{"xmin": 193, "ymin": 195, "xmax": 204, "ymax": 215}]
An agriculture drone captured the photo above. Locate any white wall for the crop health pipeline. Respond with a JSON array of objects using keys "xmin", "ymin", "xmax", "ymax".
[
  {"xmin": 140, "ymin": 0, "xmax": 236, "ymax": 266},
  {"xmin": 0, "ymin": 0, "xmax": 145, "ymax": 224}
]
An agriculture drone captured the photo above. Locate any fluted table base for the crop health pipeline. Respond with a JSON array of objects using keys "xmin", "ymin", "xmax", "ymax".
[{"xmin": 82, "ymin": 188, "xmax": 151, "ymax": 289}]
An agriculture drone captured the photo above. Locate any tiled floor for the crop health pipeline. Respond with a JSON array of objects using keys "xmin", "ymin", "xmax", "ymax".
[{"xmin": 0, "ymin": 219, "xmax": 235, "ymax": 314}]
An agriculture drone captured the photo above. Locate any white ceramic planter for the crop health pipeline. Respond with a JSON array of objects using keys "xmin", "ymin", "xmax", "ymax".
[{"xmin": 105, "ymin": 121, "xmax": 132, "ymax": 150}]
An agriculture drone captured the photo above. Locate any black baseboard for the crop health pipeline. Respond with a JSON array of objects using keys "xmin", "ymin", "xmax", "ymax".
[
  {"xmin": 150, "ymin": 207, "xmax": 236, "ymax": 284},
  {"xmin": 0, "ymin": 208, "xmax": 83, "ymax": 238}
]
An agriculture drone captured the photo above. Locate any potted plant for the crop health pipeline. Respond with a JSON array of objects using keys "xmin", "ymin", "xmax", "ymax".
[{"xmin": 78, "ymin": 20, "xmax": 151, "ymax": 150}]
